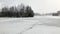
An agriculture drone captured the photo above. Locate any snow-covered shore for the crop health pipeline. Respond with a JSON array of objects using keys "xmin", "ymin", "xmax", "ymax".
[{"xmin": 0, "ymin": 16, "xmax": 60, "ymax": 34}]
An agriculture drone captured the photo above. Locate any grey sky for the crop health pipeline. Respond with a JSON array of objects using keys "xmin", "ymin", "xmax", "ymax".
[{"xmin": 0, "ymin": 0, "xmax": 60, "ymax": 14}]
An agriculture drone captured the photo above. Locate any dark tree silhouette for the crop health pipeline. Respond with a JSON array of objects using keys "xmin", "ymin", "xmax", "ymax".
[
  {"xmin": 0, "ymin": 4, "xmax": 34, "ymax": 17},
  {"xmin": 25, "ymin": 6, "xmax": 34, "ymax": 17},
  {"xmin": 52, "ymin": 13, "xmax": 58, "ymax": 16},
  {"xmin": 1, "ymin": 7, "xmax": 9, "ymax": 17}
]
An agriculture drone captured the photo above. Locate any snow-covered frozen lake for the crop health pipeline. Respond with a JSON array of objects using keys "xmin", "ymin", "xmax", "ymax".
[{"xmin": 0, "ymin": 16, "xmax": 60, "ymax": 34}]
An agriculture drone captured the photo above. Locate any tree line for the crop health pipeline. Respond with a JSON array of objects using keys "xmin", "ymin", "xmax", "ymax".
[{"xmin": 0, "ymin": 4, "xmax": 34, "ymax": 17}]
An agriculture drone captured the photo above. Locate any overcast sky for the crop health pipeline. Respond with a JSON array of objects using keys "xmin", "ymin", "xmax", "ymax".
[{"xmin": 0, "ymin": 0, "xmax": 60, "ymax": 14}]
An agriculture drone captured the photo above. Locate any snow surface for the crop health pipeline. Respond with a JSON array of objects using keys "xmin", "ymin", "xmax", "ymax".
[{"xmin": 0, "ymin": 16, "xmax": 60, "ymax": 34}]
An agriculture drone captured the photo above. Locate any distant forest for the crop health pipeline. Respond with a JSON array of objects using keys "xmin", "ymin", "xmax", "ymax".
[{"xmin": 0, "ymin": 4, "xmax": 34, "ymax": 17}]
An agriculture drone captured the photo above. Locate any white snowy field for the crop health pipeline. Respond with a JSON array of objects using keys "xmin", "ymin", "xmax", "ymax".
[{"xmin": 0, "ymin": 16, "xmax": 60, "ymax": 34}]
